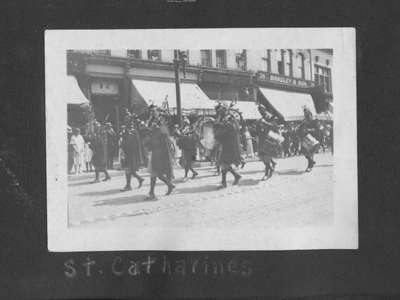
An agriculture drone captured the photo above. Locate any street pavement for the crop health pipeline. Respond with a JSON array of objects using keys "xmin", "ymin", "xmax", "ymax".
[{"xmin": 68, "ymin": 152, "xmax": 333, "ymax": 229}]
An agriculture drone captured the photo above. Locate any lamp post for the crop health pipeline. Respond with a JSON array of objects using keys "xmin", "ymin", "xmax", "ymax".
[{"xmin": 174, "ymin": 50, "xmax": 187, "ymax": 127}]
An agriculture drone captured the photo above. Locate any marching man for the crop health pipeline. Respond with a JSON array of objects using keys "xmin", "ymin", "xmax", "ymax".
[
  {"xmin": 213, "ymin": 105, "xmax": 242, "ymax": 188},
  {"xmin": 145, "ymin": 107, "xmax": 175, "ymax": 199},
  {"xmin": 120, "ymin": 113, "xmax": 145, "ymax": 191},
  {"xmin": 176, "ymin": 116, "xmax": 198, "ymax": 180},
  {"xmin": 255, "ymin": 105, "xmax": 280, "ymax": 180},
  {"xmin": 298, "ymin": 107, "xmax": 319, "ymax": 172}
]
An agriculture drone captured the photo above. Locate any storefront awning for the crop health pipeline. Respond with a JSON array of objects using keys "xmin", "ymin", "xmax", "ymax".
[
  {"xmin": 131, "ymin": 79, "xmax": 215, "ymax": 111},
  {"xmin": 65, "ymin": 76, "xmax": 89, "ymax": 105},
  {"xmin": 258, "ymin": 87, "xmax": 316, "ymax": 121},
  {"xmin": 215, "ymin": 100, "xmax": 261, "ymax": 120}
]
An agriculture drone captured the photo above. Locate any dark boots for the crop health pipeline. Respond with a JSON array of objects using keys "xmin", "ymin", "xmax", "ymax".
[
  {"xmin": 121, "ymin": 172, "xmax": 132, "ymax": 191},
  {"xmin": 148, "ymin": 176, "xmax": 156, "ymax": 199},
  {"xmin": 219, "ymin": 166, "xmax": 241, "ymax": 187},
  {"xmin": 305, "ymin": 155, "xmax": 316, "ymax": 172},
  {"xmin": 228, "ymin": 166, "xmax": 241, "ymax": 185}
]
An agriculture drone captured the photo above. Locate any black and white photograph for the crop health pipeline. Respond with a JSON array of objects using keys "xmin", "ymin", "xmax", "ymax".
[{"xmin": 46, "ymin": 29, "xmax": 357, "ymax": 251}]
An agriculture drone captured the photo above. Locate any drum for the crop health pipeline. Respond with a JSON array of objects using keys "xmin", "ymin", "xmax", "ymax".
[
  {"xmin": 200, "ymin": 122, "xmax": 216, "ymax": 150},
  {"xmin": 266, "ymin": 130, "xmax": 285, "ymax": 145},
  {"xmin": 194, "ymin": 117, "xmax": 216, "ymax": 151},
  {"xmin": 302, "ymin": 133, "xmax": 320, "ymax": 151}
]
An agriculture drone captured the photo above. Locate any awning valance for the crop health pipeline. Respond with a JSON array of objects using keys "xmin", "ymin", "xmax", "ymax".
[
  {"xmin": 258, "ymin": 87, "xmax": 316, "ymax": 121},
  {"xmin": 65, "ymin": 76, "xmax": 89, "ymax": 105},
  {"xmin": 131, "ymin": 79, "xmax": 215, "ymax": 111},
  {"xmin": 214, "ymin": 100, "xmax": 261, "ymax": 120}
]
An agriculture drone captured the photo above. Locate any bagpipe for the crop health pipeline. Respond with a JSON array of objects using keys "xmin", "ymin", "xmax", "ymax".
[{"xmin": 193, "ymin": 101, "xmax": 245, "ymax": 151}]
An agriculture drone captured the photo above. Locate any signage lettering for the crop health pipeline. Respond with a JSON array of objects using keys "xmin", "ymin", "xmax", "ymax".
[{"xmin": 257, "ymin": 72, "xmax": 314, "ymax": 88}]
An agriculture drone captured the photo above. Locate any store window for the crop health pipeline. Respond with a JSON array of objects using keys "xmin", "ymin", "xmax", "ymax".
[
  {"xmin": 127, "ymin": 50, "xmax": 142, "ymax": 59},
  {"xmin": 216, "ymin": 50, "xmax": 227, "ymax": 69},
  {"xmin": 314, "ymin": 65, "xmax": 332, "ymax": 92},
  {"xmin": 262, "ymin": 50, "xmax": 271, "ymax": 73},
  {"xmin": 200, "ymin": 50, "xmax": 212, "ymax": 67},
  {"xmin": 147, "ymin": 50, "xmax": 162, "ymax": 61}
]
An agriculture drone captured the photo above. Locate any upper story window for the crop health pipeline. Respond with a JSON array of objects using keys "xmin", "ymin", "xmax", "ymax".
[
  {"xmin": 178, "ymin": 50, "xmax": 189, "ymax": 65},
  {"xmin": 262, "ymin": 50, "xmax": 271, "ymax": 73},
  {"xmin": 216, "ymin": 50, "xmax": 227, "ymax": 69},
  {"xmin": 277, "ymin": 49, "xmax": 285, "ymax": 75},
  {"xmin": 236, "ymin": 50, "xmax": 247, "ymax": 71},
  {"xmin": 147, "ymin": 50, "xmax": 162, "ymax": 61},
  {"xmin": 287, "ymin": 49, "xmax": 293, "ymax": 77},
  {"xmin": 314, "ymin": 65, "xmax": 332, "ymax": 93},
  {"xmin": 200, "ymin": 50, "xmax": 212, "ymax": 67},
  {"xmin": 297, "ymin": 53, "xmax": 305, "ymax": 79},
  {"xmin": 127, "ymin": 50, "xmax": 142, "ymax": 59}
]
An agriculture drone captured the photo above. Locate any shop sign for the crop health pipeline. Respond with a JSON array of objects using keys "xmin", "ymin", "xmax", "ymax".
[
  {"xmin": 257, "ymin": 72, "xmax": 315, "ymax": 88},
  {"xmin": 91, "ymin": 80, "xmax": 119, "ymax": 95}
]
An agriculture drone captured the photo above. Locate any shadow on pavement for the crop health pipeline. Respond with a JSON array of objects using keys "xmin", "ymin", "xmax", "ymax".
[
  {"xmin": 175, "ymin": 184, "xmax": 218, "ymax": 194},
  {"xmin": 275, "ymin": 169, "xmax": 304, "ymax": 176},
  {"xmin": 80, "ymin": 188, "xmax": 128, "ymax": 197},
  {"xmin": 69, "ymin": 181, "xmax": 97, "ymax": 187},
  {"xmin": 237, "ymin": 178, "xmax": 260, "ymax": 186},
  {"xmin": 313, "ymin": 164, "xmax": 333, "ymax": 168},
  {"xmin": 93, "ymin": 194, "xmax": 149, "ymax": 206}
]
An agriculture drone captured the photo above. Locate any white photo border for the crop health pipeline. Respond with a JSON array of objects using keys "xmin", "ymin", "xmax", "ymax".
[{"xmin": 46, "ymin": 28, "xmax": 358, "ymax": 251}]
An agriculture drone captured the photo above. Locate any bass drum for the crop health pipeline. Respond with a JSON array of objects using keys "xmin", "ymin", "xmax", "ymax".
[{"xmin": 194, "ymin": 116, "xmax": 216, "ymax": 151}]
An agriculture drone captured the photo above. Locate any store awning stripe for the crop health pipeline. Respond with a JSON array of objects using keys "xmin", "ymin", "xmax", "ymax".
[
  {"xmin": 65, "ymin": 76, "xmax": 89, "ymax": 105},
  {"xmin": 258, "ymin": 87, "xmax": 316, "ymax": 121},
  {"xmin": 131, "ymin": 79, "xmax": 215, "ymax": 110},
  {"xmin": 213, "ymin": 100, "xmax": 261, "ymax": 120}
]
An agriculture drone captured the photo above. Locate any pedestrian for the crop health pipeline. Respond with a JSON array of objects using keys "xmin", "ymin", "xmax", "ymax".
[
  {"xmin": 213, "ymin": 106, "xmax": 242, "ymax": 188},
  {"xmin": 243, "ymin": 125, "xmax": 254, "ymax": 158},
  {"xmin": 256, "ymin": 105, "xmax": 280, "ymax": 180},
  {"xmin": 120, "ymin": 117, "xmax": 145, "ymax": 191},
  {"xmin": 145, "ymin": 109, "xmax": 175, "ymax": 199},
  {"xmin": 83, "ymin": 139, "xmax": 93, "ymax": 172},
  {"xmin": 90, "ymin": 121, "xmax": 111, "ymax": 182},
  {"xmin": 69, "ymin": 127, "xmax": 85, "ymax": 175}
]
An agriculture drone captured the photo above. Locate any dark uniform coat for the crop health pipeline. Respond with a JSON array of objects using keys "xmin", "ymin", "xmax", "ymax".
[
  {"xmin": 120, "ymin": 129, "xmax": 144, "ymax": 172},
  {"xmin": 255, "ymin": 117, "xmax": 279, "ymax": 161},
  {"xmin": 298, "ymin": 119, "xmax": 319, "ymax": 156},
  {"xmin": 90, "ymin": 135, "xmax": 107, "ymax": 171},
  {"xmin": 177, "ymin": 127, "xmax": 197, "ymax": 168},
  {"xmin": 146, "ymin": 126, "xmax": 174, "ymax": 179},
  {"xmin": 213, "ymin": 120, "xmax": 241, "ymax": 167}
]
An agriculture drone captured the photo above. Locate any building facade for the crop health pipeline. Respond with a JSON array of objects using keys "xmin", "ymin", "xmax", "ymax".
[{"xmin": 67, "ymin": 49, "xmax": 333, "ymax": 129}]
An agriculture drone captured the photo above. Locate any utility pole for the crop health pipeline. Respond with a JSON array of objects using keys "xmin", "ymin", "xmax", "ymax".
[{"xmin": 174, "ymin": 50, "xmax": 182, "ymax": 127}]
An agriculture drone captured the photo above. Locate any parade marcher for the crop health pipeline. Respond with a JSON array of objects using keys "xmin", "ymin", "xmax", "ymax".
[
  {"xmin": 120, "ymin": 114, "xmax": 145, "ymax": 191},
  {"xmin": 256, "ymin": 105, "xmax": 280, "ymax": 180},
  {"xmin": 145, "ymin": 107, "xmax": 175, "ymax": 199},
  {"xmin": 282, "ymin": 125, "xmax": 292, "ymax": 158},
  {"xmin": 298, "ymin": 107, "xmax": 319, "ymax": 172},
  {"xmin": 90, "ymin": 121, "xmax": 111, "ymax": 183},
  {"xmin": 70, "ymin": 127, "xmax": 85, "ymax": 175},
  {"xmin": 213, "ymin": 105, "xmax": 242, "ymax": 188},
  {"xmin": 176, "ymin": 116, "xmax": 198, "ymax": 180}
]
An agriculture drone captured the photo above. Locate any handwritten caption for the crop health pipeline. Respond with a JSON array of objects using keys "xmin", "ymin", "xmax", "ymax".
[{"xmin": 64, "ymin": 255, "xmax": 253, "ymax": 279}]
